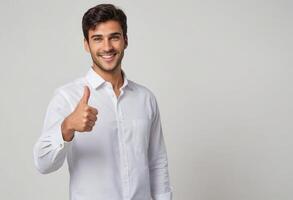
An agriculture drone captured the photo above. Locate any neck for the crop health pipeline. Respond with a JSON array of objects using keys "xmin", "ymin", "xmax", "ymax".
[{"xmin": 91, "ymin": 65, "xmax": 124, "ymax": 90}]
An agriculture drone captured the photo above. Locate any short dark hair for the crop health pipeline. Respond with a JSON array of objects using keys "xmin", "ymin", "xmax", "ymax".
[{"xmin": 82, "ymin": 4, "xmax": 127, "ymax": 42}]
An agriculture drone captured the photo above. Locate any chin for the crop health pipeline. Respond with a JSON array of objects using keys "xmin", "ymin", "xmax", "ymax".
[
  {"xmin": 100, "ymin": 65, "xmax": 119, "ymax": 72},
  {"xmin": 93, "ymin": 58, "xmax": 121, "ymax": 73}
]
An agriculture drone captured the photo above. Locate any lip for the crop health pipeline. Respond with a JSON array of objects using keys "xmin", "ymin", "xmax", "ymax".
[{"xmin": 100, "ymin": 53, "xmax": 116, "ymax": 62}]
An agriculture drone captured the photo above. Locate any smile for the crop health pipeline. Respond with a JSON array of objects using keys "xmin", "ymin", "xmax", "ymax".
[{"xmin": 100, "ymin": 53, "xmax": 116, "ymax": 61}]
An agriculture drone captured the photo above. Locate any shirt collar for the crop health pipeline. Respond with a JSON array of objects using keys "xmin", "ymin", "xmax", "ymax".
[{"xmin": 85, "ymin": 67, "xmax": 132, "ymax": 90}]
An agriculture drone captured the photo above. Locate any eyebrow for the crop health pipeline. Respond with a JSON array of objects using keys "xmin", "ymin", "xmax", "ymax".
[{"xmin": 90, "ymin": 32, "xmax": 122, "ymax": 39}]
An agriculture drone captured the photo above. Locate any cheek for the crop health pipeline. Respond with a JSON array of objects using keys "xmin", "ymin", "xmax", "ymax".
[
  {"xmin": 89, "ymin": 48, "xmax": 100, "ymax": 56},
  {"xmin": 88, "ymin": 43, "xmax": 100, "ymax": 52},
  {"xmin": 88, "ymin": 49, "xmax": 99, "ymax": 58}
]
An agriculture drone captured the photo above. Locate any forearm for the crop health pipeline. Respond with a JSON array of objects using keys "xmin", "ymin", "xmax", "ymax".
[
  {"xmin": 149, "ymin": 143, "xmax": 172, "ymax": 200},
  {"xmin": 34, "ymin": 122, "xmax": 71, "ymax": 174},
  {"xmin": 149, "ymin": 95, "xmax": 173, "ymax": 200}
]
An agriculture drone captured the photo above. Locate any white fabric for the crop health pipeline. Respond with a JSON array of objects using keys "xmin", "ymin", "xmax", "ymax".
[{"xmin": 33, "ymin": 67, "xmax": 172, "ymax": 200}]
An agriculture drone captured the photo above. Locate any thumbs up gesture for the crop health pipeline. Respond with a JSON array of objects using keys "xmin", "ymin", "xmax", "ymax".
[{"xmin": 61, "ymin": 86, "xmax": 98, "ymax": 141}]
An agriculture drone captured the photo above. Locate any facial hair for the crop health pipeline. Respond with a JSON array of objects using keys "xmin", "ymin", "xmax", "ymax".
[{"xmin": 90, "ymin": 48, "xmax": 124, "ymax": 73}]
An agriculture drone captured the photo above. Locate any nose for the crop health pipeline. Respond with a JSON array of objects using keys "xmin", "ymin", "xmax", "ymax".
[{"xmin": 103, "ymin": 39, "xmax": 113, "ymax": 52}]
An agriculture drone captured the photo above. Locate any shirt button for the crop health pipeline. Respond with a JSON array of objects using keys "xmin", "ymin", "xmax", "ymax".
[{"xmin": 60, "ymin": 143, "xmax": 63, "ymax": 148}]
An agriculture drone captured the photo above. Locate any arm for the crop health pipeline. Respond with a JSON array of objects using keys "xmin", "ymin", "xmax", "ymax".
[
  {"xmin": 33, "ymin": 89, "xmax": 72, "ymax": 174},
  {"xmin": 148, "ymin": 96, "xmax": 173, "ymax": 200},
  {"xmin": 33, "ymin": 86, "xmax": 98, "ymax": 174}
]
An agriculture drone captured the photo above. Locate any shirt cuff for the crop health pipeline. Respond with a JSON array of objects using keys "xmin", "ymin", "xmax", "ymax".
[
  {"xmin": 53, "ymin": 124, "xmax": 73, "ymax": 149},
  {"xmin": 153, "ymin": 191, "xmax": 173, "ymax": 200}
]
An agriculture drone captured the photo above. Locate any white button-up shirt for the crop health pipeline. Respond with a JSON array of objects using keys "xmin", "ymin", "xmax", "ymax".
[{"xmin": 33, "ymin": 67, "xmax": 172, "ymax": 200}]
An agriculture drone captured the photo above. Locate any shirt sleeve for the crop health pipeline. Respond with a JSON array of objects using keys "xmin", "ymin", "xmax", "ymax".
[
  {"xmin": 33, "ymin": 89, "xmax": 73, "ymax": 174},
  {"xmin": 148, "ymin": 95, "xmax": 173, "ymax": 200}
]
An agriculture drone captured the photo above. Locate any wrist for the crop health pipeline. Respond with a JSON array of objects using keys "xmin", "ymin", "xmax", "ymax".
[{"xmin": 61, "ymin": 117, "xmax": 75, "ymax": 142}]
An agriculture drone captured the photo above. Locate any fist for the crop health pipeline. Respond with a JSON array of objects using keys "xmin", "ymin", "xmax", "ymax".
[{"xmin": 61, "ymin": 86, "xmax": 98, "ymax": 141}]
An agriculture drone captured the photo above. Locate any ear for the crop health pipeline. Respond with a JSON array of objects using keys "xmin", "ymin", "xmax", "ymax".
[
  {"xmin": 84, "ymin": 38, "xmax": 90, "ymax": 52},
  {"xmin": 124, "ymin": 36, "xmax": 128, "ymax": 49}
]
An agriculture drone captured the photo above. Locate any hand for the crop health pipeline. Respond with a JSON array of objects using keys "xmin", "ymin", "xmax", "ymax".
[{"xmin": 61, "ymin": 86, "xmax": 98, "ymax": 141}]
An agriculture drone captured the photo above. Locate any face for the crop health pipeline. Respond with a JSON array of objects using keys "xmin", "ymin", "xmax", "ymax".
[{"xmin": 84, "ymin": 20, "xmax": 128, "ymax": 73}]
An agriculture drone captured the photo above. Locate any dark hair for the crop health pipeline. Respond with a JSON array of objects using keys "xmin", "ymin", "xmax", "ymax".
[{"xmin": 82, "ymin": 4, "xmax": 127, "ymax": 42}]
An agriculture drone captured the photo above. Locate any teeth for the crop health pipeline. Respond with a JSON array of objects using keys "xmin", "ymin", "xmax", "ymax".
[{"xmin": 101, "ymin": 54, "xmax": 115, "ymax": 58}]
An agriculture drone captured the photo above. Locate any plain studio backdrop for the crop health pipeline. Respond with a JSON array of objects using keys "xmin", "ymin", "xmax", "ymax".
[{"xmin": 0, "ymin": 0, "xmax": 292, "ymax": 199}]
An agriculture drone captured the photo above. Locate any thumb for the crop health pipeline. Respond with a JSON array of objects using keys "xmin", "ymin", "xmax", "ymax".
[{"xmin": 80, "ymin": 86, "xmax": 90, "ymax": 104}]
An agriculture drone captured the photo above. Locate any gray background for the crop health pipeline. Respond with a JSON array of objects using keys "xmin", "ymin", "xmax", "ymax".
[{"xmin": 0, "ymin": 0, "xmax": 292, "ymax": 199}]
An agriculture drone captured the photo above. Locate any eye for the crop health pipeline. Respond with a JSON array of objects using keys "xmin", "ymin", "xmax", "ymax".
[
  {"xmin": 110, "ymin": 36, "xmax": 120, "ymax": 41},
  {"xmin": 93, "ymin": 37, "xmax": 102, "ymax": 42}
]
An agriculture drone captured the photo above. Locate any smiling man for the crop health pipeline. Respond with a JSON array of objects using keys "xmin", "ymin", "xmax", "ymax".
[{"xmin": 33, "ymin": 4, "xmax": 172, "ymax": 200}]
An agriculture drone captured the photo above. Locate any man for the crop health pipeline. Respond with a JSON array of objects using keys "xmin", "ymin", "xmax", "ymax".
[{"xmin": 33, "ymin": 4, "xmax": 172, "ymax": 200}]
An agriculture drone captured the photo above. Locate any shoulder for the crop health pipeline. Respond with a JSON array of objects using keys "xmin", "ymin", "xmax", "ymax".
[
  {"xmin": 54, "ymin": 77, "xmax": 85, "ymax": 96},
  {"xmin": 128, "ymin": 80, "xmax": 156, "ymax": 102},
  {"xmin": 50, "ymin": 77, "xmax": 87, "ymax": 108},
  {"xmin": 128, "ymin": 80, "xmax": 156, "ymax": 99},
  {"xmin": 127, "ymin": 80, "xmax": 159, "ymax": 110}
]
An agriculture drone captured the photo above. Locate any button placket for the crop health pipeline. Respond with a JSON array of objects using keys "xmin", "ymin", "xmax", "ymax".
[{"xmin": 116, "ymin": 99, "xmax": 130, "ymax": 198}]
